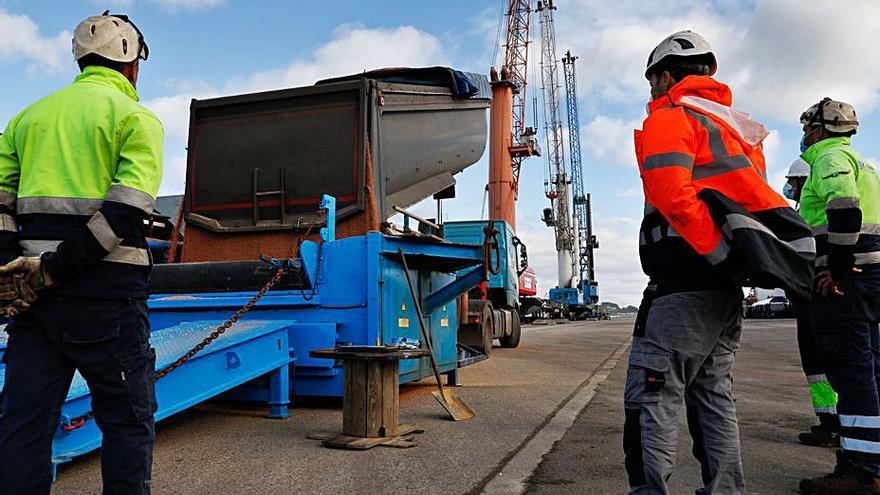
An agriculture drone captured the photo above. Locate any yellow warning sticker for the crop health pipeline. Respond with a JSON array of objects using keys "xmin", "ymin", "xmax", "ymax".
[
  {"xmin": 398, "ymin": 318, "xmax": 410, "ymax": 328},
  {"xmin": 440, "ymin": 318, "xmax": 449, "ymax": 327}
]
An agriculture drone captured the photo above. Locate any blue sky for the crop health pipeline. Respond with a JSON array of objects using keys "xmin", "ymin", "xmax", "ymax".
[{"xmin": 2, "ymin": 0, "xmax": 880, "ymax": 305}]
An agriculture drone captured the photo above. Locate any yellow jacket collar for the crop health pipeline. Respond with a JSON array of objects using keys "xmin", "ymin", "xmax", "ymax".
[{"xmin": 74, "ymin": 65, "xmax": 139, "ymax": 102}]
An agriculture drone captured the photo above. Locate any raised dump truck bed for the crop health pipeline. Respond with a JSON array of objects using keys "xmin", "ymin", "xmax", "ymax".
[{"xmin": 0, "ymin": 68, "xmax": 495, "ymax": 468}]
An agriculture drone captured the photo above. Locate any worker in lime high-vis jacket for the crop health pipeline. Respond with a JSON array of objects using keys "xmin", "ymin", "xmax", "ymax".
[
  {"xmin": 0, "ymin": 12, "xmax": 162, "ymax": 495},
  {"xmin": 797, "ymin": 98, "xmax": 880, "ymax": 495},
  {"xmin": 784, "ymin": 158, "xmax": 840, "ymax": 448}
]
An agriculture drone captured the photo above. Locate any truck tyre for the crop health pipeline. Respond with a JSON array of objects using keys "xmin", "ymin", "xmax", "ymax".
[
  {"xmin": 500, "ymin": 310, "xmax": 521, "ymax": 348},
  {"xmin": 479, "ymin": 302, "xmax": 495, "ymax": 355},
  {"xmin": 459, "ymin": 301, "xmax": 494, "ymax": 356}
]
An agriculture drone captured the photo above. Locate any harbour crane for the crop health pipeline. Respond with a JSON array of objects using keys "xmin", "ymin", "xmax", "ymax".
[
  {"xmin": 562, "ymin": 50, "xmax": 599, "ymax": 304},
  {"xmin": 537, "ymin": 0, "xmax": 577, "ymax": 297}
]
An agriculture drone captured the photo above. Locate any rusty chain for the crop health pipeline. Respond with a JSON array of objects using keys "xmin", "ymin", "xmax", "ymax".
[
  {"xmin": 62, "ymin": 209, "xmax": 330, "ymax": 431},
  {"xmin": 62, "ymin": 265, "xmax": 287, "ymax": 431},
  {"xmin": 154, "ymin": 266, "xmax": 286, "ymax": 379}
]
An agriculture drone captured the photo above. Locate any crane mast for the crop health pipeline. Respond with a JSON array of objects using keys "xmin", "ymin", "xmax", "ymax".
[
  {"xmin": 562, "ymin": 50, "xmax": 598, "ymax": 302},
  {"xmin": 504, "ymin": 0, "xmax": 537, "ymax": 188},
  {"xmin": 537, "ymin": 0, "xmax": 575, "ymax": 289},
  {"xmin": 488, "ymin": 0, "xmax": 538, "ymax": 230}
]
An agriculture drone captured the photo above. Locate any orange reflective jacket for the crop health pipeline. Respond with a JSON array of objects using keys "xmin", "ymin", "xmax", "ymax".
[{"xmin": 635, "ymin": 76, "xmax": 793, "ymax": 291}]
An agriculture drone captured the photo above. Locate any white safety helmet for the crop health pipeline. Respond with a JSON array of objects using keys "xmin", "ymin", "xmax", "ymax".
[
  {"xmin": 72, "ymin": 11, "xmax": 149, "ymax": 63},
  {"xmin": 645, "ymin": 30, "xmax": 716, "ymax": 79},
  {"xmin": 786, "ymin": 158, "xmax": 810, "ymax": 179},
  {"xmin": 800, "ymin": 97, "xmax": 858, "ymax": 134}
]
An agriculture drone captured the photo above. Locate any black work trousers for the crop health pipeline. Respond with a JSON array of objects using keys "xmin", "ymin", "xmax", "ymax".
[
  {"xmin": 811, "ymin": 264, "xmax": 880, "ymax": 476},
  {"xmin": 0, "ymin": 296, "xmax": 156, "ymax": 494},
  {"xmin": 796, "ymin": 303, "xmax": 840, "ymax": 419}
]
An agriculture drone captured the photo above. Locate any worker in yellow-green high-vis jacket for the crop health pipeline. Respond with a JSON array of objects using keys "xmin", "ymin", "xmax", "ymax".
[
  {"xmin": 0, "ymin": 11, "xmax": 162, "ymax": 495},
  {"xmin": 797, "ymin": 98, "xmax": 880, "ymax": 495}
]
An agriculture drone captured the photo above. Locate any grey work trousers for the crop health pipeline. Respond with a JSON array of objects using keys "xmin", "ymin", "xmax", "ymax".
[{"xmin": 623, "ymin": 289, "xmax": 745, "ymax": 495}]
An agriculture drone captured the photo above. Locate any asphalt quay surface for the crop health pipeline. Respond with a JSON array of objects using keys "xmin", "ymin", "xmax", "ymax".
[
  {"xmin": 52, "ymin": 320, "xmax": 632, "ymax": 495},
  {"xmin": 526, "ymin": 318, "xmax": 834, "ymax": 495}
]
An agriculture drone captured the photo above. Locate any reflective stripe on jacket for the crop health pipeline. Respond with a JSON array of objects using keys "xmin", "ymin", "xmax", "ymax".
[
  {"xmin": 799, "ymin": 137, "xmax": 880, "ymax": 267},
  {"xmin": 635, "ymin": 75, "xmax": 807, "ymax": 292},
  {"xmin": 0, "ymin": 66, "xmax": 164, "ymax": 298}
]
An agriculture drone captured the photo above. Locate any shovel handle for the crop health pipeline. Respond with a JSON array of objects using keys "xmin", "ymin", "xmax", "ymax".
[{"xmin": 397, "ymin": 249, "xmax": 446, "ymax": 395}]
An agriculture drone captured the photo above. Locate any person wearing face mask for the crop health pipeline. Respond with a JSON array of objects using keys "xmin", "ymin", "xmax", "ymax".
[
  {"xmin": 626, "ymin": 30, "xmax": 813, "ymax": 495},
  {"xmin": 796, "ymin": 98, "xmax": 880, "ymax": 495},
  {"xmin": 785, "ymin": 158, "xmax": 810, "ymax": 203},
  {"xmin": 785, "ymin": 158, "xmax": 842, "ymax": 448}
]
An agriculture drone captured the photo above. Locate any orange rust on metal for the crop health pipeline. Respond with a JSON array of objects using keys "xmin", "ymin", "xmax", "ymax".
[
  {"xmin": 180, "ymin": 143, "xmax": 381, "ymax": 262},
  {"xmin": 166, "ymin": 200, "xmax": 185, "ymax": 263}
]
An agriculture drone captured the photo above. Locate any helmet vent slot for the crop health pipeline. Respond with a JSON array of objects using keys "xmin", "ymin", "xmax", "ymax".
[{"xmin": 673, "ymin": 38, "xmax": 695, "ymax": 49}]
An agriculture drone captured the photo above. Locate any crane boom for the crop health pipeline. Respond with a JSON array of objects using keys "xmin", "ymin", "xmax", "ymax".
[
  {"xmin": 503, "ymin": 0, "xmax": 534, "ymax": 187},
  {"xmin": 537, "ymin": 0, "xmax": 575, "ymax": 289},
  {"xmin": 562, "ymin": 50, "xmax": 598, "ymax": 302}
]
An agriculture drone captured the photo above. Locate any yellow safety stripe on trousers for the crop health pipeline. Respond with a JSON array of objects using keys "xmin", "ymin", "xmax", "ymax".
[
  {"xmin": 19, "ymin": 239, "xmax": 150, "ymax": 266},
  {"xmin": 807, "ymin": 375, "xmax": 838, "ymax": 412}
]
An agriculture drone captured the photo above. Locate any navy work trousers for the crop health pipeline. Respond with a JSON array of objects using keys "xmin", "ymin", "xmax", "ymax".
[
  {"xmin": 0, "ymin": 296, "xmax": 156, "ymax": 494},
  {"xmin": 811, "ymin": 265, "xmax": 880, "ymax": 476},
  {"xmin": 796, "ymin": 303, "xmax": 839, "ymax": 419}
]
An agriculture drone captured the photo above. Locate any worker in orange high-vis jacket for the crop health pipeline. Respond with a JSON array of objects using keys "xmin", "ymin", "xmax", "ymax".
[{"xmin": 624, "ymin": 30, "xmax": 805, "ymax": 495}]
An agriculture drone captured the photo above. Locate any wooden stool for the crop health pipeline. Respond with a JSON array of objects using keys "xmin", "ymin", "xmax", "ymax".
[{"xmin": 308, "ymin": 346, "xmax": 428, "ymax": 450}]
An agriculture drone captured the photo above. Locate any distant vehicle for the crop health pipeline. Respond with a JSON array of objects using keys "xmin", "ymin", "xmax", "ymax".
[{"xmin": 745, "ymin": 296, "xmax": 793, "ymax": 318}]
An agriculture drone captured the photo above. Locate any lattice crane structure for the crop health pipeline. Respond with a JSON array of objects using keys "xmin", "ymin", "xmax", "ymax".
[{"xmin": 562, "ymin": 50, "xmax": 599, "ymax": 302}]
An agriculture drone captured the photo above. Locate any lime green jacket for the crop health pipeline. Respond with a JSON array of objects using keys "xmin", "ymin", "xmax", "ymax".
[
  {"xmin": 0, "ymin": 66, "xmax": 163, "ymax": 207},
  {"xmin": 0, "ymin": 66, "xmax": 164, "ymax": 297},
  {"xmin": 800, "ymin": 136, "xmax": 880, "ymax": 267}
]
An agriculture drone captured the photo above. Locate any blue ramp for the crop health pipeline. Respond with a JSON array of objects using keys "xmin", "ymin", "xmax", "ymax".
[{"xmin": 0, "ymin": 319, "xmax": 294, "ymax": 465}]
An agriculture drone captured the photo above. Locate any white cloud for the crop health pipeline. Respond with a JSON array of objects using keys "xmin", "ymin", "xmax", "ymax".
[
  {"xmin": 557, "ymin": 0, "xmax": 880, "ymax": 124},
  {"xmin": 0, "ymin": 8, "xmax": 71, "ymax": 75},
  {"xmin": 143, "ymin": 24, "xmax": 447, "ymax": 197},
  {"xmin": 729, "ymin": 0, "xmax": 880, "ymax": 121},
  {"xmin": 592, "ymin": 217, "xmax": 647, "ymax": 307},
  {"xmin": 233, "ymin": 24, "xmax": 446, "ymax": 93},
  {"xmin": 581, "ymin": 115, "xmax": 642, "ymax": 168}
]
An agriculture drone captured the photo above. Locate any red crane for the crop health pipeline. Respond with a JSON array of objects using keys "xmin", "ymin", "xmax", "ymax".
[{"xmin": 488, "ymin": 0, "xmax": 539, "ymax": 230}]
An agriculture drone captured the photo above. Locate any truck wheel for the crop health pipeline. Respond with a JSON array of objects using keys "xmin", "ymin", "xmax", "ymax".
[
  {"xmin": 459, "ymin": 301, "xmax": 494, "ymax": 356},
  {"xmin": 479, "ymin": 302, "xmax": 495, "ymax": 355},
  {"xmin": 500, "ymin": 310, "xmax": 521, "ymax": 348}
]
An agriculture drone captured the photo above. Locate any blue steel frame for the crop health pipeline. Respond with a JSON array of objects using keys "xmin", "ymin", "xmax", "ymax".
[
  {"xmin": 149, "ymin": 232, "xmax": 486, "ymax": 398},
  {"xmin": 0, "ymin": 229, "xmax": 485, "ymax": 465},
  {"xmin": 0, "ymin": 319, "xmax": 294, "ymax": 467}
]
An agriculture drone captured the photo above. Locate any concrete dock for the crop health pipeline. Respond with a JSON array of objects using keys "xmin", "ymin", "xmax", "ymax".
[{"xmin": 53, "ymin": 319, "xmax": 827, "ymax": 494}]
